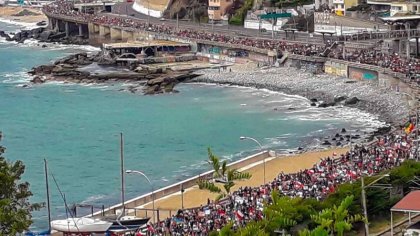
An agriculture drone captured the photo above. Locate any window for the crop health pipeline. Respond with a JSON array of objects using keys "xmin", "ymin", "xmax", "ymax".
[{"xmin": 208, "ymin": 6, "xmax": 220, "ymax": 10}]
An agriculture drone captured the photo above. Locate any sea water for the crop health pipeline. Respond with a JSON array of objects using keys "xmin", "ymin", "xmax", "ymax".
[{"xmin": 0, "ymin": 21, "xmax": 385, "ymax": 230}]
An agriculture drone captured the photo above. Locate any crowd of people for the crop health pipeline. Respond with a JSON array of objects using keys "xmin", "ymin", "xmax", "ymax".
[
  {"xmin": 142, "ymin": 130, "xmax": 418, "ymax": 235},
  {"xmin": 41, "ymin": 2, "xmax": 420, "ymax": 235},
  {"xmin": 42, "ymin": 1, "xmax": 420, "ymax": 79}
]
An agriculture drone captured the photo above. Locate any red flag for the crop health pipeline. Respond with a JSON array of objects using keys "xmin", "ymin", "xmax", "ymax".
[{"xmin": 235, "ymin": 210, "xmax": 244, "ymax": 220}]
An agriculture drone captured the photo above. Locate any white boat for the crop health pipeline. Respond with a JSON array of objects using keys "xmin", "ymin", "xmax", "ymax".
[{"xmin": 51, "ymin": 217, "xmax": 113, "ymax": 233}]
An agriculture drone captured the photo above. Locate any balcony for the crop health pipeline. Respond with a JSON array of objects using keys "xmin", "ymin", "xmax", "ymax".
[{"xmin": 367, "ymin": 0, "xmax": 392, "ymax": 5}]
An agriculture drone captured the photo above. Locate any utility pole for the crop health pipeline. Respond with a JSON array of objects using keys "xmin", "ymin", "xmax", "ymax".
[
  {"xmin": 271, "ymin": 18, "xmax": 275, "ymax": 39},
  {"xmin": 361, "ymin": 176, "xmax": 369, "ymax": 236},
  {"xmin": 44, "ymin": 159, "xmax": 51, "ymax": 233},
  {"xmin": 177, "ymin": 12, "xmax": 179, "ymax": 32},
  {"xmin": 147, "ymin": 0, "xmax": 150, "ymax": 26},
  {"xmin": 406, "ymin": 22, "xmax": 411, "ymax": 58}
]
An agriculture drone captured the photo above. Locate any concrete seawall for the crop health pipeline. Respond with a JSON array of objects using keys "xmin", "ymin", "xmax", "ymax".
[{"xmin": 91, "ymin": 150, "xmax": 272, "ymax": 217}]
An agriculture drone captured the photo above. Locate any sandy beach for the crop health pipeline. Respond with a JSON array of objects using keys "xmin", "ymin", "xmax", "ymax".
[
  {"xmin": 134, "ymin": 147, "xmax": 349, "ymax": 220},
  {"xmin": 0, "ymin": 6, "xmax": 46, "ymax": 23}
]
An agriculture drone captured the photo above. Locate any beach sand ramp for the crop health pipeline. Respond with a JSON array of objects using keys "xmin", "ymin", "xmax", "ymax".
[{"xmin": 133, "ymin": 148, "xmax": 349, "ymax": 221}]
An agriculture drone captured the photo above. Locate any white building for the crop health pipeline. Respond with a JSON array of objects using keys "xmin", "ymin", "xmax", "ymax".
[
  {"xmin": 315, "ymin": 0, "xmax": 333, "ymax": 10},
  {"xmin": 244, "ymin": 10, "xmax": 289, "ymax": 32}
]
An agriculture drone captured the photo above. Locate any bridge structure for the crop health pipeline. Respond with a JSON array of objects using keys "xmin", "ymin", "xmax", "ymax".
[
  {"xmin": 44, "ymin": 7, "xmax": 420, "ymax": 77},
  {"xmin": 45, "ymin": 7, "xmax": 420, "ymax": 57}
]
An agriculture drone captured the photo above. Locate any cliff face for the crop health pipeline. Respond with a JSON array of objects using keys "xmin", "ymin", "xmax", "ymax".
[{"xmin": 163, "ymin": 0, "xmax": 209, "ymax": 21}]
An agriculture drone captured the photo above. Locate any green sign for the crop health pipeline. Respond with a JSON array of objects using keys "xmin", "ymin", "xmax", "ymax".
[{"xmin": 260, "ymin": 13, "xmax": 292, "ymax": 19}]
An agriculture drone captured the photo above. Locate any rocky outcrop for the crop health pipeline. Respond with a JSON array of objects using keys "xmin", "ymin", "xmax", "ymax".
[
  {"xmin": 345, "ymin": 97, "xmax": 360, "ymax": 105},
  {"xmin": 30, "ymin": 76, "xmax": 45, "ymax": 84},
  {"xmin": 54, "ymin": 53, "xmax": 92, "ymax": 66},
  {"xmin": 36, "ymin": 21, "xmax": 47, "ymax": 26},
  {"xmin": 143, "ymin": 73, "xmax": 199, "ymax": 95},
  {"xmin": 334, "ymin": 96, "xmax": 348, "ymax": 103},
  {"xmin": 318, "ymin": 101, "xmax": 335, "ymax": 108},
  {"xmin": 12, "ymin": 9, "xmax": 41, "ymax": 17},
  {"xmin": 28, "ymin": 52, "xmax": 200, "ymax": 95},
  {"xmin": 0, "ymin": 31, "xmax": 11, "ymax": 41}
]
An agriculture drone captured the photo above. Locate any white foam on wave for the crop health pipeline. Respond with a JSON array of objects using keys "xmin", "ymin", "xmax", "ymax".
[
  {"xmin": 80, "ymin": 194, "xmax": 107, "ymax": 204},
  {"xmin": 0, "ymin": 17, "xmax": 38, "ymax": 30},
  {"xmin": 290, "ymin": 106, "xmax": 386, "ymax": 131},
  {"xmin": 15, "ymin": 38, "xmax": 100, "ymax": 52},
  {"xmin": 1, "ymin": 71, "xmax": 32, "ymax": 84}
]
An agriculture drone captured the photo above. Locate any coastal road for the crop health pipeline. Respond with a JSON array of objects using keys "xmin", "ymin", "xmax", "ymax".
[{"xmin": 110, "ymin": 2, "xmax": 326, "ymax": 44}]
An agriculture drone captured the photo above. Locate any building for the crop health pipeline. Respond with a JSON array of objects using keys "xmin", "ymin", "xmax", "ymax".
[
  {"xmin": 333, "ymin": 0, "xmax": 358, "ymax": 15},
  {"xmin": 389, "ymin": 1, "xmax": 420, "ymax": 16},
  {"xmin": 367, "ymin": 0, "xmax": 420, "ymax": 17},
  {"xmin": 315, "ymin": 0, "xmax": 333, "ymax": 11},
  {"xmin": 208, "ymin": 0, "xmax": 233, "ymax": 22},
  {"xmin": 132, "ymin": 0, "xmax": 171, "ymax": 18},
  {"xmin": 73, "ymin": 1, "xmax": 115, "ymax": 14},
  {"xmin": 243, "ymin": 10, "xmax": 290, "ymax": 32}
]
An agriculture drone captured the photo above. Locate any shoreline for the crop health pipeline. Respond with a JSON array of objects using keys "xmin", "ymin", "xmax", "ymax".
[
  {"xmin": 106, "ymin": 147, "xmax": 351, "ymax": 221},
  {"xmin": 0, "ymin": 6, "xmax": 47, "ymax": 24},
  {"xmin": 1, "ymin": 19, "xmax": 415, "ymax": 227},
  {"xmin": 192, "ymin": 66, "xmax": 411, "ymax": 126}
]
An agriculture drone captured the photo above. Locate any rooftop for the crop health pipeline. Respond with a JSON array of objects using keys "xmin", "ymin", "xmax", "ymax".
[{"xmin": 391, "ymin": 190, "xmax": 420, "ymax": 213}]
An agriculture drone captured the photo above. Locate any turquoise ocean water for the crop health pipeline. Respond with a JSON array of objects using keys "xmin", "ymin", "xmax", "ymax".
[{"xmin": 0, "ymin": 20, "xmax": 385, "ymax": 230}]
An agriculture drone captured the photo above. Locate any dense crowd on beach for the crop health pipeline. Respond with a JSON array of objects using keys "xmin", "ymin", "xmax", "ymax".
[
  {"xmin": 142, "ymin": 130, "xmax": 418, "ymax": 235},
  {"xmin": 43, "ymin": 1, "xmax": 420, "ymax": 79},
  {"xmin": 41, "ymin": 2, "xmax": 420, "ymax": 235}
]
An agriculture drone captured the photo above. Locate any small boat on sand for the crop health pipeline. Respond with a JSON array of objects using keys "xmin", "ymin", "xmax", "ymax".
[
  {"xmin": 50, "ymin": 217, "xmax": 112, "ymax": 233},
  {"xmin": 106, "ymin": 215, "xmax": 150, "ymax": 230}
]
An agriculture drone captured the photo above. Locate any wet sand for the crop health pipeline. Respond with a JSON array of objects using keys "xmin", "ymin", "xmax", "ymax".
[
  {"xmin": 133, "ymin": 147, "xmax": 349, "ymax": 220},
  {"xmin": 0, "ymin": 6, "xmax": 46, "ymax": 23}
]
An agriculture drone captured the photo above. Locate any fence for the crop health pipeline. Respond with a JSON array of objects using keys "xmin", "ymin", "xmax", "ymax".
[{"xmin": 90, "ymin": 151, "xmax": 271, "ymax": 218}]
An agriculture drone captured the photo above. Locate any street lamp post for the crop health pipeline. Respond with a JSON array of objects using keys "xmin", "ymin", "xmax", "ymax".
[
  {"xmin": 126, "ymin": 170, "xmax": 155, "ymax": 223},
  {"xmin": 361, "ymin": 174, "xmax": 390, "ymax": 236},
  {"xmin": 239, "ymin": 136, "xmax": 265, "ymax": 184},
  {"xmin": 147, "ymin": 0, "xmax": 150, "ymax": 26}
]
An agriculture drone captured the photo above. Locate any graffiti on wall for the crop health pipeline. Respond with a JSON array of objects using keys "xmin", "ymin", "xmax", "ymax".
[
  {"xmin": 324, "ymin": 61, "xmax": 348, "ymax": 77},
  {"xmin": 348, "ymin": 67, "xmax": 378, "ymax": 80}
]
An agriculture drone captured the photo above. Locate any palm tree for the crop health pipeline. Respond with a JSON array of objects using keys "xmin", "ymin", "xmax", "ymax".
[
  {"xmin": 197, "ymin": 148, "xmax": 252, "ymax": 201},
  {"xmin": 263, "ymin": 191, "xmax": 298, "ymax": 233},
  {"xmin": 299, "ymin": 195, "xmax": 365, "ymax": 236},
  {"xmin": 214, "ymin": 191, "xmax": 297, "ymax": 236}
]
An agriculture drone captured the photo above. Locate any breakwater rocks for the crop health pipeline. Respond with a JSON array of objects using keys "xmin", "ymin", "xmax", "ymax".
[
  {"xmin": 0, "ymin": 27, "xmax": 88, "ymax": 44},
  {"xmin": 28, "ymin": 52, "xmax": 199, "ymax": 95},
  {"xmin": 195, "ymin": 67, "xmax": 409, "ymax": 124}
]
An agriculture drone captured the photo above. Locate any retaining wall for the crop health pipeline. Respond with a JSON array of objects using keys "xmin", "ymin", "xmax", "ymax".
[{"xmin": 92, "ymin": 151, "xmax": 271, "ymax": 217}]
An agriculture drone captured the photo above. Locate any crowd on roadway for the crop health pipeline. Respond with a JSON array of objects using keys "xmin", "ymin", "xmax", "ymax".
[
  {"xmin": 143, "ymin": 130, "xmax": 418, "ymax": 235},
  {"xmin": 43, "ymin": 1, "xmax": 419, "ymax": 78}
]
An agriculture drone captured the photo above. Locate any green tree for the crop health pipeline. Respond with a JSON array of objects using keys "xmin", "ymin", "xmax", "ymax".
[
  {"xmin": 263, "ymin": 191, "xmax": 300, "ymax": 233},
  {"xmin": 299, "ymin": 195, "xmax": 364, "ymax": 236},
  {"xmin": 197, "ymin": 148, "xmax": 251, "ymax": 201},
  {"xmin": 0, "ymin": 132, "xmax": 43, "ymax": 235}
]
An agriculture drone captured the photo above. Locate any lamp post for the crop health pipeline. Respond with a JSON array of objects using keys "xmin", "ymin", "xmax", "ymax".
[
  {"xmin": 361, "ymin": 174, "xmax": 390, "ymax": 236},
  {"xmin": 126, "ymin": 170, "xmax": 155, "ymax": 223},
  {"xmin": 398, "ymin": 92, "xmax": 419, "ymax": 161},
  {"xmin": 239, "ymin": 136, "xmax": 265, "ymax": 184},
  {"xmin": 147, "ymin": 0, "xmax": 150, "ymax": 26}
]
